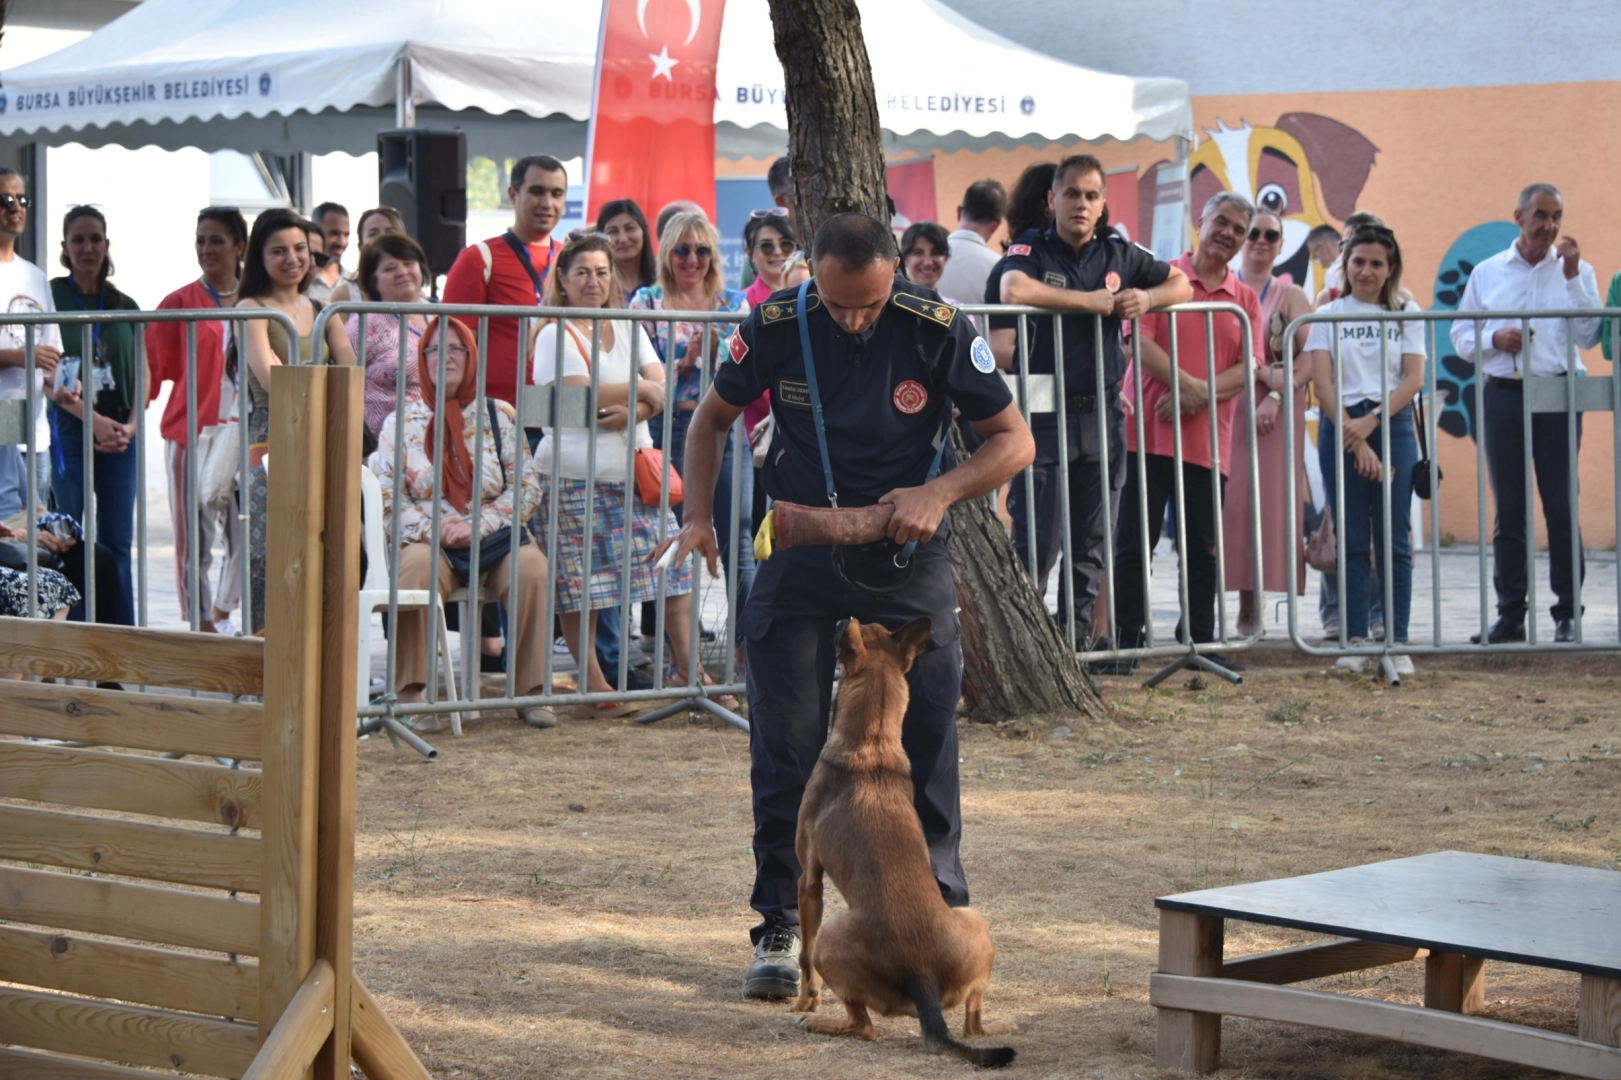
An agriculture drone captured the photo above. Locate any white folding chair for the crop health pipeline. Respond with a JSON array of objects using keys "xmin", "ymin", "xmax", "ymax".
[{"xmin": 357, "ymin": 466, "xmax": 461, "ymax": 735}]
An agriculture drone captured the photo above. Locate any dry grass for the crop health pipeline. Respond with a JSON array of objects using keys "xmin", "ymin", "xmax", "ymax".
[{"xmin": 352, "ymin": 657, "xmax": 1621, "ymax": 1079}]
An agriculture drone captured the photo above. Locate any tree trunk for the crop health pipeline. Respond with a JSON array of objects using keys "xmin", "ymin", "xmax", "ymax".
[
  {"xmin": 768, "ymin": 2, "xmax": 1106, "ymax": 725},
  {"xmin": 947, "ymin": 430, "xmax": 1108, "ymax": 723},
  {"xmin": 766, "ymin": 0, "xmax": 889, "ymax": 240}
]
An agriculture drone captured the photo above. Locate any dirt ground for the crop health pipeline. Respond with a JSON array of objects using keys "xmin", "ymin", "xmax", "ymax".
[{"xmin": 351, "ymin": 654, "xmax": 1621, "ymax": 1079}]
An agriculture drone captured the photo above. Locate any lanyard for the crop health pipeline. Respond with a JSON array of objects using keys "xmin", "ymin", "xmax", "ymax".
[
  {"xmin": 504, "ymin": 230, "xmax": 557, "ymax": 302},
  {"xmin": 1237, "ymin": 269, "xmax": 1271, "ymax": 306},
  {"xmin": 794, "ymin": 279, "xmax": 950, "ymax": 570},
  {"xmin": 69, "ymin": 285, "xmax": 106, "ymax": 356}
]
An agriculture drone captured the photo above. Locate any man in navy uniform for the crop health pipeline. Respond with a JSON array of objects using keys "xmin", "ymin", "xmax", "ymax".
[
  {"xmin": 989, "ymin": 153, "xmax": 1191, "ymax": 646},
  {"xmin": 656, "ymin": 213, "xmax": 1034, "ymax": 999}
]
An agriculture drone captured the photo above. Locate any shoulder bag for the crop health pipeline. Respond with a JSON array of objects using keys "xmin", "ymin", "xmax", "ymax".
[
  {"xmin": 559, "ymin": 321, "xmax": 682, "ymax": 507},
  {"xmin": 441, "ymin": 399, "xmax": 523, "ymax": 584},
  {"xmin": 1411, "ymin": 394, "xmax": 1442, "ymax": 500}
]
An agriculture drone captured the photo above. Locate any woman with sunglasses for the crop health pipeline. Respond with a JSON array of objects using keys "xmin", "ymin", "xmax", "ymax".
[
  {"xmin": 46, "ymin": 206, "xmax": 141, "ymax": 626},
  {"xmin": 147, "ymin": 207, "xmax": 248, "ymax": 634},
  {"xmin": 596, "ymin": 199, "xmax": 657, "ymax": 301},
  {"xmin": 231, "ymin": 208, "xmax": 358, "ymax": 633},
  {"xmin": 329, "ymin": 207, "xmax": 409, "ymax": 305},
  {"xmin": 1222, "ymin": 209, "xmax": 1314, "ymax": 636},
  {"xmin": 627, "ymin": 212, "xmax": 755, "ymax": 623}
]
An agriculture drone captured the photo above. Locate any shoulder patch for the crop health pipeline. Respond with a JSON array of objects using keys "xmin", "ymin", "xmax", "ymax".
[
  {"xmin": 891, "ymin": 290, "xmax": 958, "ymax": 328},
  {"xmin": 1133, "ymin": 241, "xmax": 1157, "ymax": 257},
  {"xmin": 760, "ymin": 293, "xmax": 820, "ymax": 325},
  {"xmin": 1008, "ymin": 244, "xmax": 1032, "ymax": 257}
]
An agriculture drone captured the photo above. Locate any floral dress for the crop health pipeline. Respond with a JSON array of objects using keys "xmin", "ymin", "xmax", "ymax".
[
  {"xmin": 347, "ymin": 313, "xmax": 425, "ymax": 435},
  {"xmin": 626, "ymin": 284, "xmax": 749, "ymax": 409}
]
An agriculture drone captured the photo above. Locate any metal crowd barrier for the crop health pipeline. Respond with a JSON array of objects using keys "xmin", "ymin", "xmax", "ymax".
[
  {"xmin": 957, "ymin": 301, "xmax": 1265, "ymax": 685},
  {"xmin": 1282, "ymin": 306, "xmax": 1621, "ymax": 681}
]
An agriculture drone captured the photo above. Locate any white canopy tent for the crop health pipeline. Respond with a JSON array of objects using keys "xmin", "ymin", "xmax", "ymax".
[{"xmin": 0, "ymin": 0, "xmax": 1191, "ymax": 159}]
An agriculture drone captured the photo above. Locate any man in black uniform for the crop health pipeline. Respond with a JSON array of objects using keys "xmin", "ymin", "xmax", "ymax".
[
  {"xmin": 989, "ymin": 154, "xmax": 1191, "ymax": 645},
  {"xmin": 656, "ymin": 214, "xmax": 1034, "ymax": 1000}
]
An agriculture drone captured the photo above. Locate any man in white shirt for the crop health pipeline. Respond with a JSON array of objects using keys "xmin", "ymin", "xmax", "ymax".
[
  {"xmin": 935, "ymin": 179, "xmax": 1005, "ymax": 304},
  {"xmin": 0, "ymin": 168, "xmax": 63, "ymax": 527},
  {"xmin": 1450, "ymin": 182, "xmax": 1600, "ymax": 644}
]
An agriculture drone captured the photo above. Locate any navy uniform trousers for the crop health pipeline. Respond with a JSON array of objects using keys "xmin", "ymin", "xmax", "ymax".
[{"xmin": 741, "ymin": 537, "xmax": 968, "ymax": 944}]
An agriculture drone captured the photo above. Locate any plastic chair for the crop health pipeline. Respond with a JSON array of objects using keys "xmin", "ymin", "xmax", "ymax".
[{"xmin": 357, "ymin": 466, "xmax": 461, "ymax": 735}]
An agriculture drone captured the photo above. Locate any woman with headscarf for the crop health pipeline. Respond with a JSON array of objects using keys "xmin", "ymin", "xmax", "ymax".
[{"xmin": 370, "ymin": 316, "xmax": 556, "ymax": 731}]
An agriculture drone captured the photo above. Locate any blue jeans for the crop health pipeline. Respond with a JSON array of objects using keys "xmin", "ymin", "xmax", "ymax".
[
  {"xmin": 49, "ymin": 407, "xmax": 137, "ymax": 625},
  {"xmin": 649, "ymin": 407, "xmax": 756, "ymax": 630},
  {"xmin": 1318, "ymin": 402, "xmax": 1415, "ymax": 643}
]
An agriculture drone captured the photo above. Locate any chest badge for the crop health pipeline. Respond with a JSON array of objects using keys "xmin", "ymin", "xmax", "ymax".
[
  {"xmin": 893, "ymin": 380, "xmax": 928, "ymax": 415},
  {"xmin": 1105, "ymin": 270, "xmax": 1122, "ymax": 293},
  {"xmin": 970, "ymin": 336, "xmax": 997, "ymax": 374}
]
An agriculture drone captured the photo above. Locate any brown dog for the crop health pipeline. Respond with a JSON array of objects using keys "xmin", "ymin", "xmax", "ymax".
[{"xmin": 792, "ymin": 617, "xmax": 1015, "ymax": 1068}]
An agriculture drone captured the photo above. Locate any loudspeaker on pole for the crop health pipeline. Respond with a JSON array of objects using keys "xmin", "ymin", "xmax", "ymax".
[{"xmin": 377, "ymin": 128, "xmax": 468, "ymax": 280}]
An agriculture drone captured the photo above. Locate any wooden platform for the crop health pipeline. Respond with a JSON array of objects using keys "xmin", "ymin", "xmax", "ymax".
[{"xmin": 1151, "ymin": 851, "xmax": 1621, "ymax": 1077}]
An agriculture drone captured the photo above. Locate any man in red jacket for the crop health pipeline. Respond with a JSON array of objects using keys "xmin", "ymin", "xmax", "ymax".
[{"xmin": 442, "ymin": 155, "xmax": 569, "ymax": 405}]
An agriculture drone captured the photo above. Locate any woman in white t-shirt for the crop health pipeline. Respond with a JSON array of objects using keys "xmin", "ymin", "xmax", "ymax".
[
  {"xmin": 1305, "ymin": 225, "xmax": 1427, "ymax": 669},
  {"xmin": 531, "ymin": 234, "xmax": 699, "ymax": 713}
]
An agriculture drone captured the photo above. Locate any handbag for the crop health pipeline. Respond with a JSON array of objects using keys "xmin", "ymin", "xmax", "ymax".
[
  {"xmin": 1412, "ymin": 394, "xmax": 1442, "ymax": 500},
  {"xmin": 440, "ymin": 399, "xmax": 526, "ymax": 584},
  {"xmin": 559, "ymin": 321, "xmax": 682, "ymax": 507},
  {"xmin": 197, "ymin": 372, "xmax": 241, "ymax": 511},
  {"xmin": 1306, "ymin": 505, "xmax": 1337, "ymax": 573}
]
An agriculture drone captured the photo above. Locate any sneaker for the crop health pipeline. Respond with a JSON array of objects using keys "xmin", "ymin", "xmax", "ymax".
[
  {"xmin": 213, "ymin": 618, "xmax": 238, "ymax": 637},
  {"xmin": 1392, "ymin": 654, "xmax": 1415, "ymax": 676},
  {"xmin": 554, "ymin": 636, "xmax": 571, "ymax": 655},
  {"xmin": 406, "ymin": 714, "xmax": 451, "ymax": 735},
  {"xmin": 742, "ymin": 924, "xmax": 801, "ymax": 1000},
  {"xmin": 1320, "ymin": 619, "xmax": 1340, "ymax": 641},
  {"xmin": 1369, "ymin": 620, "xmax": 1386, "ymax": 642},
  {"xmin": 1334, "ymin": 655, "xmax": 1367, "ymax": 673}
]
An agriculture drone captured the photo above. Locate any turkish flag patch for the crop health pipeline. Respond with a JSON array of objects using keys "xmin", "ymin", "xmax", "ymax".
[
  {"xmin": 892, "ymin": 380, "xmax": 928, "ymax": 414},
  {"xmin": 1008, "ymin": 244, "xmax": 1032, "ymax": 257},
  {"xmin": 729, "ymin": 332, "xmax": 749, "ymax": 364}
]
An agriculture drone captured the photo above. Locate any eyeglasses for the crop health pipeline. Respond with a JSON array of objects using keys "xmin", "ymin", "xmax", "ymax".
[
  {"xmin": 750, "ymin": 207, "xmax": 789, "ymax": 219},
  {"xmin": 0, "ymin": 194, "xmax": 32, "ymax": 212},
  {"xmin": 1248, "ymin": 227, "xmax": 1281, "ymax": 243},
  {"xmin": 753, "ymin": 239, "xmax": 796, "ymax": 256},
  {"xmin": 671, "ymin": 244, "xmax": 713, "ymax": 260},
  {"xmin": 434, "ymin": 345, "xmax": 470, "ymax": 359}
]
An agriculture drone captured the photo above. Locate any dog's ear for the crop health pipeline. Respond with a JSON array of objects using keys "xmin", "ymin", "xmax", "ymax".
[
  {"xmin": 892, "ymin": 617, "xmax": 932, "ymax": 670},
  {"xmin": 838, "ymin": 617, "xmax": 866, "ymax": 671}
]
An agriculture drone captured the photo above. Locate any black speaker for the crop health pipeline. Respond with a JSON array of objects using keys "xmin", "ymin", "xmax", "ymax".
[{"xmin": 377, "ymin": 128, "xmax": 467, "ymax": 277}]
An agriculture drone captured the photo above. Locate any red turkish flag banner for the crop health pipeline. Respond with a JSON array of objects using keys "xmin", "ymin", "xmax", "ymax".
[{"xmin": 585, "ymin": 0, "xmax": 726, "ymax": 227}]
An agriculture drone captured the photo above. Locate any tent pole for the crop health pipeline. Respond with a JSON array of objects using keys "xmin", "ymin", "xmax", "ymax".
[
  {"xmin": 1175, "ymin": 134, "xmax": 1192, "ymax": 254},
  {"xmin": 20, "ymin": 144, "xmax": 46, "ymax": 265},
  {"xmin": 395, "ymin": 56, "xmax": 416, "ymax": 129}
]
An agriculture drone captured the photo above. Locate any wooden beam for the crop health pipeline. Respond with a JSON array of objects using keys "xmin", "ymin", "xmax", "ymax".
[
  {"xmin": 0, "ymin": 864, "xmax": 259, "ymax": 956},
  {"xmin": 1152, "ymin": 973, "xmax": 1621, "ymax": 1080},
  {"xmin": 242, "ymin": 959, "xmax": 335, "ymax": 1080},
  {"xmin": 0, "ymin": 984, "xmax": 259, "ymax": 1078},
  {"xmin": 1425, "ymin": 952, "xmax": 1486, "ymax": 1014},
  {"xmin": 259, "ymin": 363, "xmax": 328, "ymax": 1044},
  {"xmin": 0, "ymin": 1046, "xmax": 177, "ymax": 1079},
  {"xmin": 1155, "ymin": 910, "xmax": 1224, "ymax": 1073},
  {"xmin": 1582, "ymin": 975, "xmax": 1621, "ymax": 1048},
  {"xmin": 351, "ymin": 977, "xmax": 433, "ymax": 1080},
  {"xmin": 0, "ymin": 680, "xmax": 263, "ymax": 760},
  {"xmin": 1222, "ymin": 937, "xmax": 1424, "ymax": 985},
  {"xmin": 0, "ymin": 924, "xmax": 258, "ymax": 1021},
  {"xmin": 0, "ymin": 616, "xmax": 263, "ymax": 696},
  {"xmin": 0, "ymin": 802, "xmax": 260, "ymax": 892},
  {"xmin": 315, "ymin": 364, "xmax": 362, "ymax": 1080},
  {"xmin": 0, "ymin": 740, "xmax": 260, "ymax": 828}
]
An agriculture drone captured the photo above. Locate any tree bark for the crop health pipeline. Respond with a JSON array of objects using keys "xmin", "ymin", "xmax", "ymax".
[
  {"xmin": 766, "ymin": 0, "xmax": 890, "ymax": 241},
  {"xmin": 767, "ymin": 1, "xmax": 1106, "ymax": 725},
  {"xmin": 947, "ymin": 429, "xmax": 1107, "ymax": 723}
]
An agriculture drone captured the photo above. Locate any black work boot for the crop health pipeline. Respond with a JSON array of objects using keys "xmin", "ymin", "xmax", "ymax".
[{"xmin": 742, "ymin": 924, "xmax": 800, "ymax": 1000}]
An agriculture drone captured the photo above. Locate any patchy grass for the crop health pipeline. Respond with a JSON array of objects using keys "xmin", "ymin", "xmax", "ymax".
[{"xmin": 352, "ymin": 661, "xmax": 1621, "ymax": 1079}]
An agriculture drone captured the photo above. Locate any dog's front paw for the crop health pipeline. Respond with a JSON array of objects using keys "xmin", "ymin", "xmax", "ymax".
[{"xmin": 791, "ymin": 989, "xmax": 820, "ymax": 1013}]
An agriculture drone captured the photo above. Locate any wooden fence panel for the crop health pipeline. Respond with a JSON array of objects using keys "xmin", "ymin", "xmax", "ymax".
[
  {"xmin": 0, "ymin": 985, "xmax": 259, "ymax": 1078},
  {"xmin": 0, "ymin": 803, "xmax": 260, "ymax": 891},
  {"xmin": 0, "ymin": 681, "xmax": 263, "ymax": 760},
  {"xmin": 0, "ymin": 865, "xmax": 259, "ymax": 956},
  {"xmin": 0, "ymin": 742, "xmax": 260, "ymax": 828},
  {"xmin": 0, "ymin": 617, "xmax": 264, "ymax": 697}
]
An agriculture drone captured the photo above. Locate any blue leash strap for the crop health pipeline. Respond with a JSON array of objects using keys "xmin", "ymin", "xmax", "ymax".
[{"xmin": 795, "ymin": 279, "xmax": 951, "ymax": 568}]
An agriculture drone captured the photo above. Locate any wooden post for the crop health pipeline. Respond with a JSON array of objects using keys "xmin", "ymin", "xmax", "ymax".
[
  {"xmin": 260, "ymin": 365, "xmax": 329, "ymax": 1045},
  {"xmin": 1425, "ymin": 952, "xmax": 1486, "ymax": 1014},
  {"xmin": 1580, "ymin": 975, "xmax": 1621, "ymax": 1047},
  {"xmin": 1155, "ymin": 911, "xmax": 1224, "ymax": 1072},
  {"xmin": 315, "ymin": 367, "xmax": 362, "ymax": 1080}
]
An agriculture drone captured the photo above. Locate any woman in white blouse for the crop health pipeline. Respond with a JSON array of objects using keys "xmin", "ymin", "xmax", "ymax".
[
  {"xmin": 531, "ymin": 234, "xmax": 700, "ymax": 713},
  {"xmin": 1305, "ymin": 225, "xmax": 1426, "ymax": 672}
]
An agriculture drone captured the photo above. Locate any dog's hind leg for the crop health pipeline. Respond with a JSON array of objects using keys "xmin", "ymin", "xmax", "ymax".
[
  {"xmin": 793, "ymin": 853, "xmax": 825, "ymax": 1013},
  {"xmin": 963, "ymin": 987, "xmax": 1015, "ymax": 1038},
  {"xmin": 799, "ymin": 999, "xmax": 876, "ymax": 1041}
]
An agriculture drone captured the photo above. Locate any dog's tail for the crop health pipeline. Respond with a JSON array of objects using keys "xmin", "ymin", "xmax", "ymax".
[{"xmin": 905, "ymin": 977, "xmax": 1016, "ymax": 1069}]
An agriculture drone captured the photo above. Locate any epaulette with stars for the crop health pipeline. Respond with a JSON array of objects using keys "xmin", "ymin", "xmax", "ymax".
[
  {"xmin": 760, "ymin": 294, "xmax": 821, "ymax": 325},
  {"xmin": 891, "ymin": 291, "xmax": 958, "ymax": 329}
]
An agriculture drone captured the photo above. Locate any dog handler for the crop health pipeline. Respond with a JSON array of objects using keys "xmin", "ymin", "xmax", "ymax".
[{"xmin": 655, "ymin": 213, "xmax": 1034, "ymax": 999}]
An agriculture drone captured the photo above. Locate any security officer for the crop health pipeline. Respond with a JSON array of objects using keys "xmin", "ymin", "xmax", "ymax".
[
  {"xmin": 991, "ymin": 153, "xmax": 1191, "ymax": 646},
  {"xmin": 656, "ymin": 213, "xmax": 1034, "ymax": 1000}
]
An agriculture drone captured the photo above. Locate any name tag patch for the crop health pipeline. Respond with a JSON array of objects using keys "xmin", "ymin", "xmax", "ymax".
[
  {"xmin": 893, "ymin": 380, "xmax": 928, "ymax": 414},
  {"xmin": 777, "ymin": 379, "xmax": 811, "ymax": 407},
  {"xmin": 1043, "ymin": 271, "xmax": 1067, "ymax": 289},
  {"xmin": 970, "ymin": 336, "xmax": 996, "ymax": 373}
]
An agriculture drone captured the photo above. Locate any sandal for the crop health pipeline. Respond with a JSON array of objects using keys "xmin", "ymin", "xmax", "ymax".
[
  {"xmin": 564, "ymin": 699, "xmax": 637, "ymax": 719},
  {"xmin": 668, "ymin": 667, "xmax": 739, "ymax": 710}
]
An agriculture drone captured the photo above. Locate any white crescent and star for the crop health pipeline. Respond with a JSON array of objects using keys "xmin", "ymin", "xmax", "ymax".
[
  {"xmin": 637, "ymin": 0, "xmax": 702, "ymax": 46},
  {"xmin": 648, "ymin": 45, "xmax": 679, "ymax": 80}
]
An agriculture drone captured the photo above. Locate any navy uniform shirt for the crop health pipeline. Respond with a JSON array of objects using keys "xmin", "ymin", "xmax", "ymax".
[
  {"xmin": 713, "ymin": 278, "xmax": 1013, "ymax": 515},
  {"xmin": 991, "ymin": 224, "xmax": 1172, "ymax": 389}
]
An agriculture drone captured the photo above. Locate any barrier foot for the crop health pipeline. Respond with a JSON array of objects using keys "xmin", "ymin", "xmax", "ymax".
[
  {"xmin": 1141, "ymin": 651, "xmax": 1242, "ymax": 690},
  {"xmin": 358, "ymin": 714, "xmax": 439, "ymax": 761},
  {"xmin": 1379, "ymin": 654, "xmax": 1402, "ymax": 688},
  {"xmin": 635, "ymin": 694, "xmax": 751, "ymax": 733}
]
